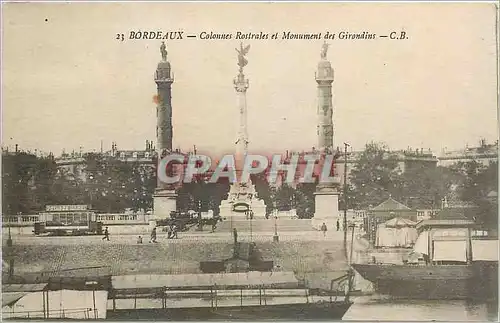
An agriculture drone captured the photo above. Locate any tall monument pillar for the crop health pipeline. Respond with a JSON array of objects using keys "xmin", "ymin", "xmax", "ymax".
[
  {"xmin": 312, "ymin": 42, "xmax": 340, "ymax": 230},
  {"xmin": 234, "ymin": 47, "xmax": 250, "ymax": 170},
  {"xmin": 316, "ymin": 42, "xmax": 335, "ymax": 153},
  {"xmin": 219, "ymin": 43, "xmax": 266, "ymax": 219},
  {"xmin": 153, "ymin": 42, "xmax": 177, "ymax": 224}
]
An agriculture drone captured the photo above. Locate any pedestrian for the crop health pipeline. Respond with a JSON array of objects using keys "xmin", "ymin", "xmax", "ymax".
[
  {"xmin": 321, "ymin": 222, "xmax": 327, "ymax": 237},
  {"xmin": 137, "ymin": 235, "xmax": 143, "ymax": 244},
  {"xmin": 150, "ymin": 227, "xmax": 157, "ymax": 243},
  {"xmin": 336, "ymin": 219, "xmax": 340, "ymax": 231},
  {"xmin": 211, "ymin": 219, "xmax": 217, "ymax": 233},
  {"xmin": 167, "ymin": 225, "xmax": 172, "ymax": 239},
  {"xmin": 172, "ymin": 224, "xmax": 178, "ymax": 239},
  {"xmin": 102, "ymin": 227, "xmax": 110, "ymax": 241}
]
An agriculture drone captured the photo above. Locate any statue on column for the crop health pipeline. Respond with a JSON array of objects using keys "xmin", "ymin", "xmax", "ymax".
[
  {"xmin": 320, "ymin": 42, "xmax": 329, "ymax": 60},
  {"xmin": 160, "ymin": 41, "xmax": 168, "ymax": 61},
  {"xmin": 235, "ymin": 43, "xmax": 250, "ymax": 68}
]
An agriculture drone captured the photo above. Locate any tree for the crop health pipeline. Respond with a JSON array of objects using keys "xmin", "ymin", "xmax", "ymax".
[
  {"xmin": 338, "ymin": 183, "xmax": 357, "ymax": 210},
  {"xmin": 129, "ymin": 164, "xmax": 155, "ymax": 212},
  {"xmin": 450, "ymin": 160, "xmax": 498, "ymax": 230},
  {"xmin": 397, "ymin": 165, "xmax": 464, "ymax": 209},
  {"xmin": 349, "ymin": 142, "xmax": 401, "ymax": 209},
  {"xmin": 48, "ymin": 167, "xmax": 85, "ymax": 206},
  {"xmin": 295, "ymin": 183, "xmax": 316, "ymax": 218},
  {"xmin": 175, "ymin": 175, "xmax": 230, "ymax": 215},
  {"xmin": 2, "ymin": 152, "xmax": 40, "ymax": 214},
  {"xmin": 451, "ymin": 160, "xmax": 498, "ymax": 203},
  {"xmin": 2, "ymin": 151, "xmax": 88, "ymax": 214},
  {"xmin": 82, "ymin": 153, "xmax": 146, "ymax": 213},
  {"xmin": 274, "ymin": 184, "xmax": 295, "ymax": 211},
  {"xmin": 251, "ymin": 173, "xmax": 273, "ymax": 215}
]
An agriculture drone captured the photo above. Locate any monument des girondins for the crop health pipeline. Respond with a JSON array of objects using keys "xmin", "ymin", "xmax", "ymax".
[{"xmin": 153, "ymin": 41, "xmax": 341, "ymax": 228}]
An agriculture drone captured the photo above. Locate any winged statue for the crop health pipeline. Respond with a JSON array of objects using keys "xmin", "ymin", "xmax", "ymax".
[{"xmin": 235, "ymin": 43, "xmax": 250, "ymax": 68}]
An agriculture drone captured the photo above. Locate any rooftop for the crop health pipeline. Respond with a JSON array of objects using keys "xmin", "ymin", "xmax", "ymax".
[{"xmin": 371, "ymin": 197, "xmax": 411, "ymax": 212}]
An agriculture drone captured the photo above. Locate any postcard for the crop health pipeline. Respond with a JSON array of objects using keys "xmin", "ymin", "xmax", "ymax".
[{"xmin": 2, "ymin": 2, "xmax": 498, "ymax": 321}]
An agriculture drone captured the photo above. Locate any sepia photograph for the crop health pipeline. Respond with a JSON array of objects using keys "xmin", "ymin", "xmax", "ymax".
[{"xmin": 1, "ymin": 2, "xmax": 499, "ymax": 321}]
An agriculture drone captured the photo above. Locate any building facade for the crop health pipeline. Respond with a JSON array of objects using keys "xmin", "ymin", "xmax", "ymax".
[{"xmin": 438, "ymin": 139, "xmax": 498, "ymax": 167}]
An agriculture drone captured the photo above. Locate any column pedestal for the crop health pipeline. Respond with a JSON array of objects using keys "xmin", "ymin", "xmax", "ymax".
[
  {"xmin": 312, "ymin": 189, "xmax": 339, "ymax": 230},
  {"xmin": 152, "ymin": 189, "xmax": 177, "ymax": 226}
]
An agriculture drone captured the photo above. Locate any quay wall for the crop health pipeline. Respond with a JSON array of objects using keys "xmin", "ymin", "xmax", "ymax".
[{"xmin": 3, "ymin": 240, "xmax": 349, "ymax": 289}]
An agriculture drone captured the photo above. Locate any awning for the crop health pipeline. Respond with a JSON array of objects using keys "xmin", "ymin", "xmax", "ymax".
[
  {"xmin": 2, "ymin": 290, "xmax": 108, "ymax": 320},
  {"xmin": 2, "ymin": 293, "xmax": 27, "ymax": 307},
  {"xmin": 2, "ymin": 283, "xmax": 47, "ymax": 293},
  {"xmin": 433, "ymin": 240, "xmax": 467, "ymax": 262},
  {"xmin": 384, "ymin": 217, "xmax": 416, "ymax": 228},
  {"xmin": 472, "ymin": 240, "xmax": 498, "ymax": 261},
  {"xmin": 413, "ymin": 230, "xmax": 429, "ymax": 255}
]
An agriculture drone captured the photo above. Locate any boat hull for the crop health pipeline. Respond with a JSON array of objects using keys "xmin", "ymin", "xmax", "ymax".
[
  {"xmin": 352, "ymin": 262, "xmax": 498, "ymax": 300},
  {"xmin": 106, "ymin": 301, "xmax": 353, "ymax": 320}
]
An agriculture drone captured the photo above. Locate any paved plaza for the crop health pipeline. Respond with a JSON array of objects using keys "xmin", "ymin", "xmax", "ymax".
[{"xmin": 5, "ymin": 229, "xmax": 348, "ymax": 245}]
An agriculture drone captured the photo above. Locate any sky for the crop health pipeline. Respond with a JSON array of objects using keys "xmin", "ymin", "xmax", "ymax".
[{"xmin": 2, "ymin": 2, "xmax": 498, "ymax": 156}]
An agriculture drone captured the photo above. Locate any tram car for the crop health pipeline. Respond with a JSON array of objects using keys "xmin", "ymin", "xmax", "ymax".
[{"xmin": 34, "ymin": 205, "xmax": 103, "ymax": 236}]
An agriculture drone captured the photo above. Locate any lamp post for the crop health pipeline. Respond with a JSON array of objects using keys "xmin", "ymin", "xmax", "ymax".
[
  {"xmin": 7, "ymin": 226, "xmax": 14, "ymax": 280},
  {"xmin": 249, "ymin": 210, "xmax": 253, "ymax": 242},
  {"xmin": 273, "ymin": 200, "xmax": 279, "ymax": 242},
  {"xmin": 88, "ymin": 174, "xmax": 95, "ymax": 209},
  {"xmin": 343, "ymin": 143, "xmax": 350, "ymax": 252},
  {"xmin": 197, "ymin": 199, "xmax": 203, "ymax": 231},
  {"xmin": 348, "ymin": 223, "xmax": 356, "ymax": 265},
  {"xmin": 7, "ymin": 226, "xmax": 12, "ymax": 247}
]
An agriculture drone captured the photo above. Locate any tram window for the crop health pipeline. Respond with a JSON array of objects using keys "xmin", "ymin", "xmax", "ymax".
[{"xmin": 76, "ymin": 213, "xmax": 86, "ymax": 223}]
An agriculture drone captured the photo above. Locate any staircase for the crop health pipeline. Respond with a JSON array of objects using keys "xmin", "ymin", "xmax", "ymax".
[{"xmin": 215, "ymin": 218, "xmax": 312, "ymax": 232}]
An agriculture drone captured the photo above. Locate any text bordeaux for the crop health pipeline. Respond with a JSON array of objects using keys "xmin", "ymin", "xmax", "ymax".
[{"xmin": 129, "ymin": 31, "xmax": 184, "ymax": 40}]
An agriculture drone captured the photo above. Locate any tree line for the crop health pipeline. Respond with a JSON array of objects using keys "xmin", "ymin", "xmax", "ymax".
[{"xmin": 2, "ymin": 142, "xmax": 497, "ymax": 229}]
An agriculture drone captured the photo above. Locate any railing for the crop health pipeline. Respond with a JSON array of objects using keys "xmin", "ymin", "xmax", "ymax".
[
  {"xmin": 95, "ymin": 214, "xmax": 143, "ymax": 222},
  {"xmin": 2, "ymin": 307, "xmax": 96, "ymax": 320},
  {"xmin": 329, "ymin": 273, "xmax": 350, "ymax": 303},
  {"xmin": 111, "ymin": 285, "xmax": 328, "ymax": 312}
]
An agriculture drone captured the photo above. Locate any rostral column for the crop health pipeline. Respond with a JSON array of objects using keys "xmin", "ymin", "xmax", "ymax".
[
  {"xmin": 312, "ymin": 42, "xmax": 341, "ymax": 230},
  {"xmin": 152, "ymin": 41, "xmax": 177, "ymax": 224}
]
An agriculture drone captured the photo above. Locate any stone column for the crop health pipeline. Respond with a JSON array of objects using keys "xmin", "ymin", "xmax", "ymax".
[
  {"xmin": 153, "ymin": 42, "xmax": 177, "ymax": 224},
  {"xmin": 312, "ymin": 43, "xmax": 340, "ymax": 230}
]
